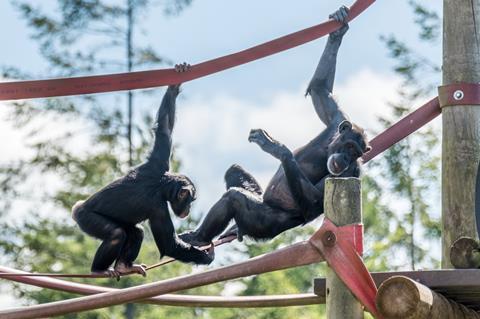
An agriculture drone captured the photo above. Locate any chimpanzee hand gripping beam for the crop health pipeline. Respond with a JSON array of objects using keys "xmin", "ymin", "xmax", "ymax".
[{"xmin": 0, "ymin": 0, "xmax": 374, "ymax": 101}]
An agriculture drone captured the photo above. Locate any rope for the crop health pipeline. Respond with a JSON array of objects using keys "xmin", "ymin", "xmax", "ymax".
[
  {"xmin": 0, "ymin": 0, "xmax": 375, "ymax": 101},
  {"xmin": 0, "ymin": 240, "xmax": 324, "ymax": 318},
  {"xmin": 0, "ymin": 235, "xmax": 237, "ymax": 278}
]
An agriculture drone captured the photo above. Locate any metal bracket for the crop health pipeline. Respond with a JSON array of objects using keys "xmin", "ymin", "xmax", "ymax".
[
  {"xmin": 309, "ymin": 218, "xmax": 380, "ymax": 318},
  {"xmin": 438, "ymin": 83, "xmax": 480, "ymax": 108}
]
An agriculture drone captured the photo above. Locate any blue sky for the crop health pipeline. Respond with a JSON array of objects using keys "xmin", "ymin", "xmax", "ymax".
[
  {"xmin": 1, "ymin": 1, "xmax": 442, "ymax": 99},
  {"xmin": 0, "ymin": 0, "xmax": 443, "ymax": 307}
]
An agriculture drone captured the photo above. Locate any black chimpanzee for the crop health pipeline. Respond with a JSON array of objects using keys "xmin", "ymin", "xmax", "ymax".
[
  {"xmin": 72, "ymin": 63, "xmax": 213, "ymax": 278},
  {"xmin": 180, "ymin": 6, "xmax": 371, "ymax": 248}
]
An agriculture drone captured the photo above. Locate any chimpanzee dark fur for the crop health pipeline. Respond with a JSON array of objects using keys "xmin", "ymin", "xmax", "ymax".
[
  {"xmin": 72, "ymin": 78, "xmax": 213, "ymax": 277},
  {"xmin": 180, "ymin": 6, "xmax": 371, "ymax": 249}
]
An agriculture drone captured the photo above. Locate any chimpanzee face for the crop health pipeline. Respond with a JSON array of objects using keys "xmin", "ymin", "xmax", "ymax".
[
  {"xmin": 327, "ymin": 121, "xmax": 371, "ymax": 176},
  {"xmin": 169, "ymin": 175, "xmax": 197, "ymax": 219}
]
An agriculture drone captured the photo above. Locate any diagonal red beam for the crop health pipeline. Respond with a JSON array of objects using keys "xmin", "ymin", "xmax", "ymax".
[
  {"xmin": 0, "ymin": 240, "xmax": 324, "ymax": 318},
  {"xmin": 310, "ymin": 219, "xmax": 381, "ymax": 318},
  {"xmin": 0, "ymin": 266, "xmax": 323, "ymax": 308},
  {"xmin": 362, "ymin": 97, "xmax": 441, "ymax": 163},
  {"xmin": 0, "ymin": 0, "xmax": 375, "ymax": 101}
]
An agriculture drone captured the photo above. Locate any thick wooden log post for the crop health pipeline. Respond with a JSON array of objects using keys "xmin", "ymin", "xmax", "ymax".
[
  {"xmin": 376, "ymin": 276, "xmax": 480, "ymax": 318},
  {"xmin": 442, "ymin": 0, "xmax": 480, "ymax": 268},
  {"xmin": 324, "ymin": 177, "xmax": 363, "ymax": 319}
]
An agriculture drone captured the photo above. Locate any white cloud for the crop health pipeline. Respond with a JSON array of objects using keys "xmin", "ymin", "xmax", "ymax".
[
  {"xmin": 336, "ymin": 68, "xmax": 401, "ymax": 131},
  {"xmin": 0, "ymin": 68, "xmax": 402, "ymax": 219},
  {"xmin": 0, "ymin": 105, "xmax": 31, "ymax": 162},
  {"xmin": 174, "ymin": 68, "xmax": 401, "ymax": 215}
]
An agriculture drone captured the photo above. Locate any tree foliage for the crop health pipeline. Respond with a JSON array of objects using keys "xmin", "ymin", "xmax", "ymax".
[
  {"xmin": 363, "ymin": 0, "xmax": 441, "ymax": 271},
  {"xmin": 0, "ymin": 1, "xmax": 443, "ymax": 318}
]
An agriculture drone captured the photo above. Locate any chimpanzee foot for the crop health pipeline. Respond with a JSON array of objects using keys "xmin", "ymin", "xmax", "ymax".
[
  {"xmin": 179, "ymin": 231, "xmax": 211, "ymax": 247},
  {"xmin": 219, "ymin": 224, "xmax": 244, "ymax": 242},
  {"xmin": 248, "ymin": 129, "xmax": 291, "ymax": 160},
  {"xmin": 114, "ymin": 262, "xmax": 147, "ymax": 277},
  {"xmin": 92, "ymin": 268, "xmax": 121, "ymax": 281},
  {"xmin": 329, "ymin": 6, "xmax": 349, "ymax": 38},
  {"xmin": 174, "ymin": 62, "xmax": 191, "ymax": 73}
]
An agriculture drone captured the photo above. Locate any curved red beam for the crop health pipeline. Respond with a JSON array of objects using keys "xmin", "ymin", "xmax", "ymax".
[
  {"xmin": 0, "ymin": 240, "xmax": 324, "ymax": 318},
  {"xmin": 0, "ymin": 266, "xmax": 323, "ymax": 308},
  {"xmin": 0, "ymin": 0, "xmax": 375, "ymax": 101}
]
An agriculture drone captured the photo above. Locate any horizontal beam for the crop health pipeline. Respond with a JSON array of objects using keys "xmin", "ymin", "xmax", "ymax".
[
  {"xmin": 0, "ymin": 240, "xmax": 324, "ymax": 318},
  {"xmin": 0, "ymin": 266, "xmax": 324, "ymax": 308}
]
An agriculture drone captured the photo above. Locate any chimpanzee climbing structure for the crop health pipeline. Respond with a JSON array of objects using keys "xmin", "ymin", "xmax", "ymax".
[{"xmin": 0, "ymin": 0, "xmax": 480, "ymax": 318}]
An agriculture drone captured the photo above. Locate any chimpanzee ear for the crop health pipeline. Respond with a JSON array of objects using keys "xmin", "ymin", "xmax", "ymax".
[
  {"xmin": 338, "ymin": 120, "xmax": 352, "ymax": 133},
  {"xmin": 178, "ymin": 188, "xmax": 189, "ymax": 200},
  {"xmin": 178, "ymin": 185, "xmax": 195, "ymax": 200}
]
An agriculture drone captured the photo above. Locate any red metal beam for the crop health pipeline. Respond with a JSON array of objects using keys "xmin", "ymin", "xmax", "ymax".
[
  {"xmin": 0, "ymin": 266, "xmax": 323, "ymax": 308},
  {"xmin": 362, "ymin": 97, "xmax": 441, "ymax": 163},
  {"xmin": 0, "ymin": 240, "xmax": 324, "ymax": 318},
  {"xmin": 0, "ymin": 0, "xmax": 375, "ymax": 101}
]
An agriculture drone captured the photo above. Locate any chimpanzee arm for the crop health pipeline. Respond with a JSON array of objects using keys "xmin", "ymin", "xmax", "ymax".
[
  {"xmin": 149, "ymin": 207, "xmax": 213, "ymax": 265},
  {"xmin": 147, "ymin": 85, "xmax": 181, "ymax": 172},
  {"xmin": 249, "ymin": 129, "xmax": 323, "ymax": 221},
  {"xmin": 306, "ymin": 6, "xmax": 349, "ymax": 128}
]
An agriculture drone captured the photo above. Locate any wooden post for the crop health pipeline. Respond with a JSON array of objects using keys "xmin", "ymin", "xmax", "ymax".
[
  {"xmin": 442, "ymin": 0, "xmax": 480, "ymax": 269},
  {"xmin": 376, "ymin": 276, "xmax": 480, "ymax": 318},
  {"xmin": 324, "ymin": 177, "xmax": 363, "ymax": 319}
]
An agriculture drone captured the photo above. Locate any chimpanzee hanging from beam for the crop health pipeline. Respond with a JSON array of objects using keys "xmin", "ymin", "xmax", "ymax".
[
  {"xmin": 180, "ymin": 6, "xmax": 371, "ymax": 249},
  {"xmin": 72, "ymin": 63, "xmax": 214, "ymax": 278}
]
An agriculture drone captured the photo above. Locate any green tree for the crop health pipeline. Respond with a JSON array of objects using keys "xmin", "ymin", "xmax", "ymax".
[
  {"xmin": 0, "ymin": 1, "xmax": 444, "ymax": 319},
  {"xmin": 363, "ymin": 0, "xmax": 441, "ymax": 271},
  {"xmin": 0, "ymin": 1, "xmax": 211, "ymax": 318}
]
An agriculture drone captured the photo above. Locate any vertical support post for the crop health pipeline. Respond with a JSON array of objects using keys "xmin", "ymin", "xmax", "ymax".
[
  {"xmin": 324, "ymin": 177, "xmax": 363, "ymax": 319},
  {"xmin": 127, "ymin": 0, "xmax": 134, "ymax": 168},
  {"xmin": 442, "ymin": 0, "xmax": 480, "ymax": 268}
]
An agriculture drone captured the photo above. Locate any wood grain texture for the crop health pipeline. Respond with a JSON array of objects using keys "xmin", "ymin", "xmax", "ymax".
[
  {"xmin": 442, "ymin": 0, "xmax": 480, "ymax": 269},
  {"xmin": 376, "ymin": 276, "xmax": 480, "ymax": 318},
  {"xmin": 324, "ymin": 178, "xmax": 364, "ymax": 319}
]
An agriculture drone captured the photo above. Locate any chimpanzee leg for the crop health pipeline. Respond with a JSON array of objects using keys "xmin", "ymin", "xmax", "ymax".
[
  {"xmin": 220, "ymin": 164, "xmax": 263, "ymax": 239},
  {"xmin": 181, "ymin": 188, "xmax": 304, "ymax": 245},
  {"xmin": 116, "ymin": 225, "xmax": 144, "ymax": 267},
  {"xmin": 224, "ymin": 164, "xmax": 263, "ymax": 195},
  {"xmin": 72, "ymin": 206, "xmax": 127, "ymax": 272},
  {"xmin": 229, "ymin": 190, "xmax": 305, "ymax": 240},
  {"xmin": 249, "ymin": 129, "xmax": 325, "ymax": 220}
]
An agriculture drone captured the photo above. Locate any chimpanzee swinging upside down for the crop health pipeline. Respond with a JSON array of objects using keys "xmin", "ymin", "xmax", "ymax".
[
  {"xmin": 180, "ymin": 6, "xmax": 371, "ymax": 249},
  {"xmin": 72, "ymin": 63, "xmax": 213, "ymax": 278}
]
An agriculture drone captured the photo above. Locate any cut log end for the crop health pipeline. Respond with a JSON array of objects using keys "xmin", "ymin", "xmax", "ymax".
[
  {"xmin": 450, "ymin": 237, "xmax": 480, "ymax": 269},
  {"xmin": 376, "ymin": 276, "xmax": 431, "ymax": 319}
]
